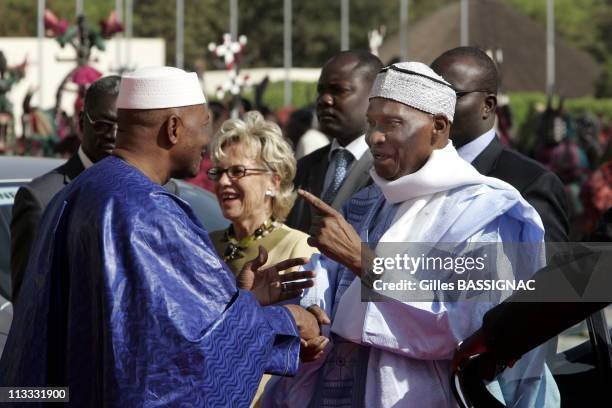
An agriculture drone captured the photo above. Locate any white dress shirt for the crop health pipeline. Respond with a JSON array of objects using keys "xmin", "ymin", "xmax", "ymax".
[
  {"xmin": 456, "ymin": 127, "xmax": 496, "ymax": 164},
  {"xmin": 77, "ymin": 146, "xmax": 95, "ymax": 169}
]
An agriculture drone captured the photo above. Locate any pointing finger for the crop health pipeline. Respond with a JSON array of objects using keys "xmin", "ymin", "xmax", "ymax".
[{"xmin": 298, "ymin": 189, "xmax": 340, "ymax": 217}]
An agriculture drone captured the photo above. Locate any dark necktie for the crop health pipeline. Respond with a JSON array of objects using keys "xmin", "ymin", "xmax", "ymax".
[{"xmin": 321, "ymin": 149, "xmax": 354, "ymax": 204}]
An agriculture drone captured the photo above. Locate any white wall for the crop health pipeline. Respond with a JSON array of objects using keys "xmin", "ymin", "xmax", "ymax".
[
  {"xmin": 0, "ymin": 36, "xmax": 321, "ymax": 136},
  {"xmin": 0, "ymin": 37, "xmax": 165, "ymax": 135}
]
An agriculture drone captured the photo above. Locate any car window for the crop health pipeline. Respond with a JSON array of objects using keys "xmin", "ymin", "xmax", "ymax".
[
  {"xmin": 548, "ymin": 309, "xmax": 611, "ymax": 407},
  {"xmin": 556, "ymin": 306, "xmax": 612, "ymax": 351},
  {"xmin": 174, "ymin": 180, "xmax": 229, "ymax": 233},
  {"xmin": 556, "ymin": 322, "xmax": 590, "ymax": 353}
]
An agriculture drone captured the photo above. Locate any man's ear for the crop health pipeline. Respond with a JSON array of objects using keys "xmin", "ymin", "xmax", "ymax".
[
  {"xmin": 204, "ymin": 107, "xmax": 212, "ymax": 126},
  {"xmin": 431, "ymin": 114, "xmax": 450, "ymax": 147},
  {"xmin": 165, "ymin": 114, "xmax": 182, "ymax": 146},
  {"xmin": 483, "ymin": 94, "xmax": 498, "ymax": 120}
]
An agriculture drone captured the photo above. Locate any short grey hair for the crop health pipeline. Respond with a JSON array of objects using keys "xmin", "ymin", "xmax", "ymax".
[
  {"xmin": 84, "ymin": 75, "xmax": 121, "ymax": 111},
  {"xmin": 210, "ymin": 111, "xmax": 297, "ymax": 221}
]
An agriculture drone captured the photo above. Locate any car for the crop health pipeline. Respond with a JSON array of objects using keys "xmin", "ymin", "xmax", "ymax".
[
  {"xmin": 452, "ymin": 307, "xmax": 612, "ymax": 407},
  {"xmin": 0, "ymin": 156, "xmax": 229, "ymax": 358}
]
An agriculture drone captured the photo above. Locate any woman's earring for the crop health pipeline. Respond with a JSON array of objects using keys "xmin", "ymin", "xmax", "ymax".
[{"xmin": 265, "ymin": 190, "xmax": 275, "ymax": 197}]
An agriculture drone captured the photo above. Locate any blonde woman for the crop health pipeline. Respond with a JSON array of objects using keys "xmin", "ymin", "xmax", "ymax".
[
  {"xmin": 208, "ymin": 111, "xmax": 319, "ymax": 406},
  {"xmin": 208, "ymin": 110, "xmax": 317, "ymax": 275}
]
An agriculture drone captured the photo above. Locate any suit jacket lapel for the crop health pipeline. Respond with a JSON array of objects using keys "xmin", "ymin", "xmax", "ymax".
[
  {"xmin": 471, "ymin": 136, "xmax": 503, "ymax": 176},
  {"xmin": 62, "ymin": 153, "xmax": 86, "ymax": 185},
  {"xmin": 331, "ymin": 150, "xmax": 373, "ymax": 210},
  {"xmin": 306, "ymin": 145, "xmax": 331, "ymax": 197},
  {"xmin": 287, "ymin": 145, "xmax": 331, "ymax": 233}
]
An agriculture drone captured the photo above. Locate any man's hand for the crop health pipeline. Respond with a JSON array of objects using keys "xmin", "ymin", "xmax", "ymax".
[
  {"xmin": 300, "ymin": 336, "xmax": 329, "ymax": 362},
  {"xmin": 452, "ymin": 329, "xmax": 489, "ymax": 373},
  {"xmin": 299, "ymin": 305, "xmax": 331, "ymax": 362},
  {"xmin": 238, "ymin": 246, "xmax": 315, "ymax": 306},
  {"xmin": 284, "ymin": 304, "xmax": 321, "ymax": 340},
  {"xmin": 453, "ymin": 328, "xmax": 513, "ymax": 381},
  {"xmin": 298, "ymin": 189, "xmax": 363, "ymax": 276}
]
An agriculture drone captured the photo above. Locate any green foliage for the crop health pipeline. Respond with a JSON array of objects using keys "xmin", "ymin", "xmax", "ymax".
[
  {"xmin": 510, "ymin": 92, "xmax": 612, "ymax": 123},
  {"xmin": 0, "ymin": 0, "xmax": 116, "ymax": 36},
  {"xmin": 0, "ymin": 0, "xmax": 458, "ymax": 69},
  {"xmin": 231, "ymin": 81, "xmax": 317, "ymax": 110},
  {"xmin": 1, "ymin": 0, "xmax": 610, "ymax": 99},
  {"xmin": 0, "ymin": 0, "xmax": 37, "ymax": 36},
  {"xmin": 595, "ymin": 59, "xmax": 612, "ymax": 97},
  {"xmin": 565, "ymin": 95, "xmax": 612, "ymax": 118},
  {"xmin": 238, "ymin": 86, "xmax": 612, "ymax": 157},
  {"xmin": 503, "ymin": 0, "xmax": 605, "ymax": 57},
  {"xmin": 508, "ymin": 91, "xmax": 612, "ymax": 153},
  {"xmin": 216, "ymin": 86, "xmax": 612, "ymax": 150},
  {"xmin": 503, "ymin": 0, "xmax": 611, "ymax": 96},
  {"xmin": 206, "ymin": 0, "xmax": 458, "ymax": 68},
  {"xmin": 1, "ymin": 0, "xmax": 607, "ymax": 69}
]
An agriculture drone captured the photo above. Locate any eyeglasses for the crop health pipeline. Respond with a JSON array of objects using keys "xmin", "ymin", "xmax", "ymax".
[
  {"xmin": 207, "ymin": 165, "xmax": 270, "ymax": 181},
  {"xmin": 454, "ymin": 89, "xmax": 493, "ymax": 99},
  {"xmin": 85, "ymin": 110, "xmax": 118, "ymax": 134}
]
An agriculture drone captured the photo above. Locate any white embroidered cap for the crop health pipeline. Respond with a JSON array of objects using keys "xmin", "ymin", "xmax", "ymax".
[
  {"xmin": 369, "ymin": 61, "xmax": 456, "ymax": 122},
  {"xmin": 117, "ymin": 66, "xmax": 207, "ymax": 110}
]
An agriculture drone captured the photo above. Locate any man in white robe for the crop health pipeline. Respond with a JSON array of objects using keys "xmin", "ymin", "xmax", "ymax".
[{"xmin": 263, "ymin": 62, "xmax": 559, "ymax": 407}]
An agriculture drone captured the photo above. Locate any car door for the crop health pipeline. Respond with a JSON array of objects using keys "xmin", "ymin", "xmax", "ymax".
[
  {"xmin": 453, "ymin": 308, "xmax": 612, "ymax": 408},
  {"xmin": 0, "ymin": 180, "xmax": 25, "ymax": 356},
  {"xmin": 549, "ymin": 307, "xmax": 612, "ymax": 407}
]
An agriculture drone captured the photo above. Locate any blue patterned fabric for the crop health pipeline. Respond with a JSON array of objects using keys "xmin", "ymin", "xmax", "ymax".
[
  {"xmin": 322, "ymin": 149, "xmax": 354, "ymax": 204},
  {"xmin": 309, "ymin": 196, "xmax": 400, "ymax": 408},
  {"xmin": 0, "ymin": 156, "xmax": 300, "ymax": 407}
]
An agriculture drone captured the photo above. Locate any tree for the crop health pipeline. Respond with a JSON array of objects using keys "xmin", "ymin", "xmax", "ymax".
[
  {"xmin": 1, "ymin": 0, "xmax": 608, "ymax": 78},
  {"xmin": 0, "ymin": 0, "xmax": 116, "ymax": 37}
]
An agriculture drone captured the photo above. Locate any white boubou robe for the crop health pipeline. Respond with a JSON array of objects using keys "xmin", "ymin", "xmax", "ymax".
[{"xmin": 263, "ymin": 142, "xmax": 560, "ymax": 408}]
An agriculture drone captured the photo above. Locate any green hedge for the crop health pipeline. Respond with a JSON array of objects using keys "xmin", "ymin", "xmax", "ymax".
[
  {"xmin": 509, "ymin": 92, "xmax": 612, "ymax": 129},
  {"xmin": 210, "ymin": 82, "xmax": 612, "ymax": 150},
  {"xmin": 508, "ymin": 92, "xmax": 612, "ymax": 153},
  {"xmin": 245, "ymin": 84, "xmax": 612, "ymax": 124},
  {"xmin": 258, "ymin": 81, "xmax": 318, "ymax": 110},
  {"xmin": 208, "ymin": 81, "xmax": 318, "ymax": 111}
]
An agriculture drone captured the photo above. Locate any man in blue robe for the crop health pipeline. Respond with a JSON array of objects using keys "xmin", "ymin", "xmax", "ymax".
[{"xmin": 0, "ymin": 67, "xmax": 323, "ymax": 407}]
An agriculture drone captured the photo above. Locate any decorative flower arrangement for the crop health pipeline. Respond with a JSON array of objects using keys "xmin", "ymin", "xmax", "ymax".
[{"xmin": 208, "ymin": 33, "xmax": 252, "ymax": 100}]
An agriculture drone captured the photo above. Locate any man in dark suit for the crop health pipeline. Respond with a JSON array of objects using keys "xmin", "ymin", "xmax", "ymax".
[
  {"xmin": 286, "ymin": 50, "xmax": 383, "ymax": 233},
  {"xmin": 431, "ymin": 47, "xmax": 569, "ymax": 243},
  {"xmin": 10, "ymin": 75, "xmax": 121, "ymax": 301}
]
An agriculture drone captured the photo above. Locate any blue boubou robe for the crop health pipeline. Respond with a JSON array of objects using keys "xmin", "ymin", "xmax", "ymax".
[{"xmin": 0, "ymin": 156, "xmax": 300, "ymax": 407}]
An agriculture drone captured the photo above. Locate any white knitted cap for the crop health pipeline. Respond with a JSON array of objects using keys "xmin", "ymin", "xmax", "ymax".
[
  {"xmin": 117, "ymin": 66, "xmax": 207, "ymax": 109},
  {"xmin": 369, "ymin": 62, "xmax": 456, "ymax": 122}
]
